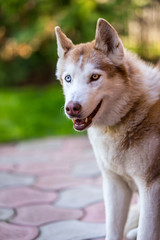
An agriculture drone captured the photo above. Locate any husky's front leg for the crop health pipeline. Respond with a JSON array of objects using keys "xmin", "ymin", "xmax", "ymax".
[
  {"xmin": 137, "ymin": 180, "xmax": 160, "ymax": 240},
  {"xmin": 103, "ymin": 171, "xmax": 132, "ymax": 240}
]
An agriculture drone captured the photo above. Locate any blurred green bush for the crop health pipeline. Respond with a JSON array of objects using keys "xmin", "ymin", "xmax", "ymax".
[{"xmin": 0, "ymin": 84, "xmax": 84, "ymax": 142}]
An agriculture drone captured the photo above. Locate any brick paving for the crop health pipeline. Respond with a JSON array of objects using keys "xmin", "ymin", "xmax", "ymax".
[{"xmin": 0, "ymin": 136, "xmax": 137, "ymax": 240}]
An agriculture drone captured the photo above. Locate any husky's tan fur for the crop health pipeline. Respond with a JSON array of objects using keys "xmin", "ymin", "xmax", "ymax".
[{"xmin": 55, "ymin": 18, "xmax": 160, "ymax": 240}]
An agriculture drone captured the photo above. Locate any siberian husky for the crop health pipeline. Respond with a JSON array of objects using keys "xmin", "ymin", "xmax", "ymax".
[{"xmin": 55, "ymin": 18, "xmax": 160, "ymax": 240}]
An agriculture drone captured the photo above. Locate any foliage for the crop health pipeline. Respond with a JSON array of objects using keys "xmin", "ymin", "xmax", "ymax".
[
  {"xmin": 0, "ymin": 84, "xmax": 83, "ymax": 142},
  {"xmin": 0, "ymin": 0, "xmax": 158, "ymax": 86}
]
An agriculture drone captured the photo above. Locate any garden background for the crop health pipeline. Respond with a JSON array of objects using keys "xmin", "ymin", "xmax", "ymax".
[{"xmin": 0, "ymin": 0, "xmax": 160, "ymax": 142}]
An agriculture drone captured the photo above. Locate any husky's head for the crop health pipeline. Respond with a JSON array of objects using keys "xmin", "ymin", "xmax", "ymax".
[{"xmin": 55, "ymin": 18, "xmax": 129, "ymax": 131}]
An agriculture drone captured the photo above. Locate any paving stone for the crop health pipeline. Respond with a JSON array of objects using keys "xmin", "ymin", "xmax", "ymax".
[
  {"xmin": 0, "ymin": 187, "xmax": 57, "ymax": 208},
  {"xmin": 34, "ymin": 174, "xmax": 92, "ymax": 190},
  {"xmin": 17, "ymin": 137, "xmax": 63, "ymax": 151},
  {"xmin": 0, "ymin": 150, "xmax": 55, "ymax": 165},
  {"xmin": 91, "ymin": 239, "xmax": 105, "ymax": 240},
  {"xmin": 0, "ymin": 164, "xmax": 15, "ymax": 172},
  {"xmin": 60, "ymin": 136, "xmax": 91, "ymax": 154},
  {"xmin": 0, "ymin": 207, "xmax": 14, "ymax": 221},
  {"xmin": 83, "ymin": 202, "xmax": 105, "ymax": 223},
  {"xmin": 85, "ymin": 238, "xmax": 125, "ymax": 240},
  {"xmin": 55, "ymin": 185, "xmax": 103, "ymax": 208},
  {"xmin": 72, "ymin": 158, "xmax": 100, "ymax": 177},
  {"xmin": 37, "ymin": 220, "xmax": 105, "ymax": 240},
  {"xmin": 93, "ymin": 176, "xmax": 103, "ymax": 186},
  {"xmin": 0, "ymin": 222, "xmax": 39, "ymax": 240},
  {"xmin": 16, "ymin": 160, "xmax": 70, "ymax": 176},
  {"xmin": 0, "ymin": 138, "xmax": 64, "ymax": 165},
  {"xmin": 91, "ymin": 237, "xmax": 126, "ymax": 239},
  {"xmin": 0, "ymin": 173, "xmax": 34, "ymax": 188},
  {"xmin": 11, "ymin": 204, "xmax": 83, "ymax": 226},
  {"xmin": 0, "ymin": 137, "xmax": 92, "ymax": 165},
  {"xmin": 53, "ymin": 137, "xmax": 94, "ymax": 165},
  {"xmin": 0, "ymin": 136, "xmax": 130, "ymax": 240}
]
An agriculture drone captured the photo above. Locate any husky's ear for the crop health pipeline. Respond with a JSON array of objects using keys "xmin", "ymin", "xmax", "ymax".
[
  {"xmin": 55, "ymin": 26, "xmax": 73, "ymax": 58},
  {"xmin": 95, "ymin": 18, "xmax": 124, "ymax": 65}
]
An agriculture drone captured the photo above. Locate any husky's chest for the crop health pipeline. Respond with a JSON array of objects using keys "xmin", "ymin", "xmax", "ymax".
[
  {"xmin": 88, "ymin": 127, "xmax": 126, "ymax": 173},
  {"xmin": 88, "ymin": 126, "xmax": 139, "ymax": 190}
]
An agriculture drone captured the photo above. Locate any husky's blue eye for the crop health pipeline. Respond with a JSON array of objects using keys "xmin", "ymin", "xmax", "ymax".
[
  {"xmin": 65, "ymin": 75, "xmax": 72, "ymax": 82},
  {"xmin": 90, "ymin": 74, "xmax": 101, "ymax": 82}
]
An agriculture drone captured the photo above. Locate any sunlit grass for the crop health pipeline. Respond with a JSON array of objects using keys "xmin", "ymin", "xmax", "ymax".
[{"xmin": 0, "ymin": 84, "xmax": 83, "ymax": 142}]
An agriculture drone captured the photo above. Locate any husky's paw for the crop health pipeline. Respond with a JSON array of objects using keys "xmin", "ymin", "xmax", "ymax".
[{"xmin": 126, "ymin": 227, "xmax": 137, "ymax": 240}]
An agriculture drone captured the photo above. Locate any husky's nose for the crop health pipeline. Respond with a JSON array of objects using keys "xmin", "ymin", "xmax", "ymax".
[{"xmin": 66, "ymin": 101, "xmax": 82, "ymax": 116}]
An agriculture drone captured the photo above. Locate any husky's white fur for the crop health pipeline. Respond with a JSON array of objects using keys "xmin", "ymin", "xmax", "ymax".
[{"xmin": 55, "ymin": 18, "xmax": 160, "ymax": 240}]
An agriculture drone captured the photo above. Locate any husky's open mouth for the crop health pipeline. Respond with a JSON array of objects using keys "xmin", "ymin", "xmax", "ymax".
[{"xmin": 72, "ymin": 100, "xmax": 103, "ymax": 131}]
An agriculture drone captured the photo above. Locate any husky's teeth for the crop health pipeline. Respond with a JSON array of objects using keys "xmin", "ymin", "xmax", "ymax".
[
  {"xmin": 72, "ymin": 119, "xmax": 75, "ymax": 124},
  {"xmin": 85, "ymin": 118, "xmax": 88, "ymax": 123}
]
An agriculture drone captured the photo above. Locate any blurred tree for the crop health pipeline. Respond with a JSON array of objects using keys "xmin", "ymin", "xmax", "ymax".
[{"xmin": 0, "ymin": 0, "xmax": 59, "ymax": 85}]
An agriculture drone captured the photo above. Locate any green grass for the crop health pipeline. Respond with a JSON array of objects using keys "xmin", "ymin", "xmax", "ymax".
[{"xmin": 0, "ymin": 84, "xmax": 83, "ymax": 143}]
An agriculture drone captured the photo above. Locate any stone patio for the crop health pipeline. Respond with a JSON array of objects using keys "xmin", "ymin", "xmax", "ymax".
[{"xmin": 0, "ymin": 136, "xmax": 137, "ymax": 240}]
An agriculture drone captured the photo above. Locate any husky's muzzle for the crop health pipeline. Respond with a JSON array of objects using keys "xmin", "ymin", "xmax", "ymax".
[{"xmin": 65, "ymin": 100, "xmax": 103, "ymax": 131}]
